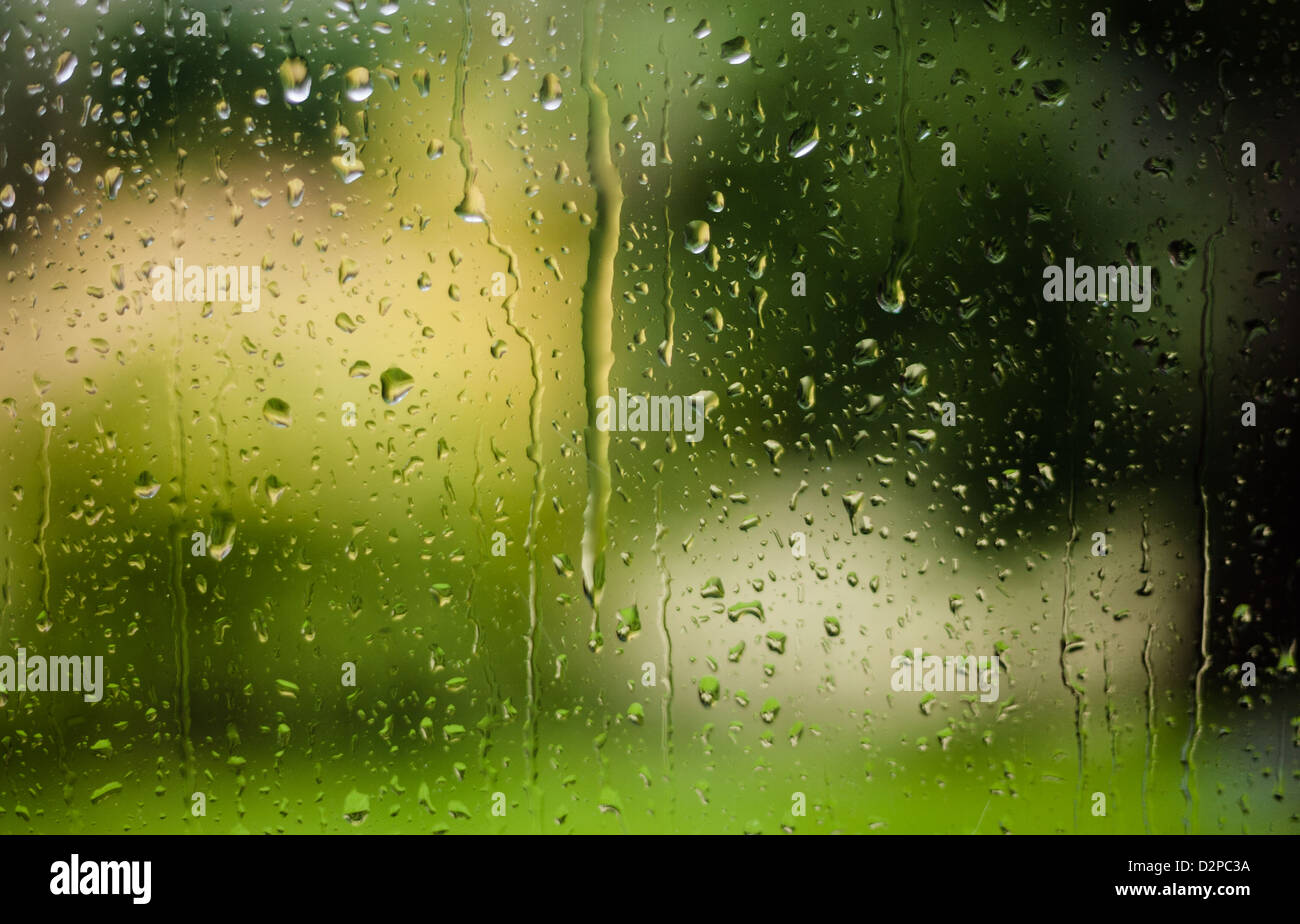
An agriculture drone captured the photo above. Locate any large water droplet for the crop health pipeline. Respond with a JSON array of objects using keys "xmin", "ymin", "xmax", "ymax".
[
  {"xmin": 876, "ymin": 278, "xmax": 905, "ymax": 314},
  {"xmin": 280, "ymin": 57, "xmax": 312, "ymax": 104},
  {"xmin": 902, "ymin": 363, "xmax": 929, "ymax": 396},
  {"xmin": 1168, "ymin": 239, "xmax": 1197, "ymax": 268},
  {"xmin": 539, "ymin": 72, "xmax": 563, "ymax": 110},
  {"xmin": 332, "ymin": 153, "xmax": 364, "ymax": 184},
  {"xmin": 797, "ymin": 376, "xmax": 816, "ymax": 409},
  {"xmin": 455, "ymin": 185, "xmax": 487, "ymax": 223},
  {"xmin": 344, "ymin": 67, "xmax": 373, "ymax": 102},
  {"xmin": 698, "ymin": 676, "xmax": 720, "ymax": 706},
  {"xmin": 380, "ymin": 367, "xmax": 415, "ymax": 404},
  {"xmin": 103, "ymin": 167, "xmax": 123, "ymax": 200},
  {"xmin": 54, "ymin": 51, "xmax": 78, "ymax": 85},
  {"xmin": 788, "ymin": 121, "xmax": 820, "ymax": 158},
  {"xmin": 854, "ymin": 338, "xmax": 881, "ymax": 365},
  {"xmin": 1032, "ymin": 79, "xmax": 1069, "ymax": 107},
  {"xmin": 720, "ymin": 36, "xmax": 751, "ymax": 64},
  {"xmin": 263, "ymin": 398, "xmax": 292, "ymax": 427},
  {"xmin": 684, "ymin": 220, "xmax": 710, "ymax": 254},
  {"xmin": 133, "ymin": 471, "xmax": 161, "ymax": 500}
]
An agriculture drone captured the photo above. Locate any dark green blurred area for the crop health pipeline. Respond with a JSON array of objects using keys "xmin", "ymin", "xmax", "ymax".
[{"xmin": 0, "ymin": 0, "xmax": 1296, "ymax": 833}]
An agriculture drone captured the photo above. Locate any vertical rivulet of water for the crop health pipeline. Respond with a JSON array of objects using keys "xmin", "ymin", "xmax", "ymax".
[
  {"xmin": 653, "ymin": 483, "xmax": 674, "ymax": 824},
  {"xmin": 1, "ymin": 555, "xmax": 9, "ymax": 641},
  {"xmin": 878, "ymin": 0, "xmax": 917, "ymax": 314},
  {"xmin": 578, "ymin": 0, "xmax": 622, "ymax": 646},
  {"xmin": 448, "ymin": 0, "xmax": 483, "ymax": 221},
  {"xmin": 658, "ymin": 35, "xmax": 675, "ymax": 368},
  {"xmin": 1182, "ymin": 222, "xmax": 1226, "ymax": 833},
  {"xmin": 653, "ymin": 33, "xmax": 675, "ymax": 819},
  {"xmin": 212, "ymin": 338, "xmax": 237, "ymax": 535},
  {"xmin": 1060, "ymin": 309, "xmax": 1085, "ymax": 832},
  {"xmin": 1142, "ymin": 624, "xmax": 1156, "ymax": 833},
  {"xmin": 484, "ymin": 226, "xmax": 544, "ymax": 815},
  {"xmin": 36, "ymin": 421, "xmax": 51, "ymax": 627},
  {"xmin": 35, "ymin": 404, "xmax": 69, "ymax": 785},
  {"xmin": 467, "ymin": 434, "xmax": 485, "ymax": 659},
  {"xmin": 166, "ymin": 51, "xmax": 197, "ymax": 809},
  {"xmin": 1180, "ymin": 50, "xmax": 1237, "ymax": 835},
  {"xmin": 450, "ymin": 0, "xmax": 545, "ymax": 826}
]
